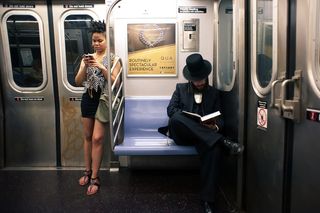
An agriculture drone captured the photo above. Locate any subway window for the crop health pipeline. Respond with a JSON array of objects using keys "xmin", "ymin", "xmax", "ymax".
[
  {"xmin": 6, "ymin": 15, "xmax": 44, "ymax": 88},
  {"xmin": 217, "ymin": 0, "xmax": 234, "ymax": 91},
  {"xmin": 251, "ymin": 0, "xmax": 277, "ymax": 97},
  {"xmin": 315, "ymin": 3, "xmax": 320, "ymax": 94},
  {"xmin": 256, "ymin": 0, "xmax": 273, "ymax": 87},
  {"xmin": 317, "ymin": 40, "xmax": 320, "ymax": 91},
  {"xmin": 64, "ymin": 15, "xmax": 93, "ymax": 87},
  {"xmin": 308, "ymin": 0, "xmax": 320, "ymax": 97}
]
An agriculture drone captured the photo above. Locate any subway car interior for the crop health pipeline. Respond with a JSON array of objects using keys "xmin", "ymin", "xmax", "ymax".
[{"xmin": 0, "ymin": 0, "xmax": 320, "ymax": 212}]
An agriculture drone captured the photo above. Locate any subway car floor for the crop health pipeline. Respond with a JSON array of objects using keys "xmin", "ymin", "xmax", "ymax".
[{"xmin": 0, "ymin": 168, "xmax": 236, "ymax": 213}]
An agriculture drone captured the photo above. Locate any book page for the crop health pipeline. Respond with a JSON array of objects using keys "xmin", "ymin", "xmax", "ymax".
[
  {"xmin": 182, "ymin": 111, "xmax": 201, "ymax": 119},
  {"xmin": 182, "ymin": 110, "xmax": 221, "ymax": 123},
  {"xmin": 200, "ymin": 111, "xmax": 221, "ymax": 122}
]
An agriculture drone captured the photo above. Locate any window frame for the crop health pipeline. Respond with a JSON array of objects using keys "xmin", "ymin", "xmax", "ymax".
[
  {"xmin": 251, "ymin": 0, "xmax": 278, "ymax": 98},
  {"xmin": 1, "ymin": 10, "xmax": 47, "ymax": 91},
  {"xmin": 58, "ymin": 10, "xmax": 98, "ymax": 91}
]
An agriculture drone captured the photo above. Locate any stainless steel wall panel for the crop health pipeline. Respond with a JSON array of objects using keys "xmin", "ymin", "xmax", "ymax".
[
  {"xmin": 291, "ymin": 0, "xmax": 320, "ymax": 211},
  {"xmin": 0, "ymin": 2, "xmax": 57, "ymax": 167}
]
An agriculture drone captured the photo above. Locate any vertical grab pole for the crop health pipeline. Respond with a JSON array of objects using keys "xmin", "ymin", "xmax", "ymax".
[{"xmin": 105, "ymin": 0, "xmax": 122, "ymax": 170}]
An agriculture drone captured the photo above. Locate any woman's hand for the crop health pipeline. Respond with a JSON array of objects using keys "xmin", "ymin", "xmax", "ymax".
[
  {"xmin": 82, "ymin": 54, "xmax": 93, "ymax": 66},
  {"xmin": 89, "ymin": 60, "xmax": 105, "ymax": 71},
  {"xmin": 85, "ymin": 55, "xmax": 107, "ymax": 72}
]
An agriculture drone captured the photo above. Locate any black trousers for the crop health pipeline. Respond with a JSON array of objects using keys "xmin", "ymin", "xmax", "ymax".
[{"xmin": 168, "ymin": 112, "xmax": 223, "ymax": 202}]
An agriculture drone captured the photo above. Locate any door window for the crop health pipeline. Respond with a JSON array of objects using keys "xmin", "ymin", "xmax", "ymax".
[
  {"xmin": 4, "ymin": 14, "xmax": 45, "ymax": 89},
  {"xmin": 308, "ymin": 0, "xmax": 320, "ymax": 97},
  {"xmin": 63, "ymin": 15, "xmax": 94, "ymax": 87},
  {"xmin": 251, "ymin": 0, "xmax": 277, "ymax": 97},
  {"xmin": 216, "ymin": 0, "xmax": 235, "ymax": 91}
]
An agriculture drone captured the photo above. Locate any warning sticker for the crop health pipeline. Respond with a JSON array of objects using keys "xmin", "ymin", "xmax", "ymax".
[
  {"xmin": 15, "ymin": 97, "xmax": 44, "ymax": 101},
  {"xmin": 257, "ymin": 101, "xmax": 268, "ymax": 129}
]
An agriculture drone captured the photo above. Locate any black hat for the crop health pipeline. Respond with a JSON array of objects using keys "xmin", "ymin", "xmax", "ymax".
[{"xmin": 183, "ymin": 53, "xmax": 212, "ymax": 81}]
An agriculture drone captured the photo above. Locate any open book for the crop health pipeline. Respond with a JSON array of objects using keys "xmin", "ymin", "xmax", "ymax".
[{"xmin": 182, "ymin": 110, "xmax": 221, "ymax": 123}]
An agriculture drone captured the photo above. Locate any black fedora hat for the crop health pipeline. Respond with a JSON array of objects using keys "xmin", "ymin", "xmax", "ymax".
[{"xmin": 183, "ymin": 53, "xmax": 212, "ymax": 81}]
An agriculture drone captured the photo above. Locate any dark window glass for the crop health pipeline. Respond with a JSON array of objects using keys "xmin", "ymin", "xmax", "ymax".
[
  {"xmin": 218, "ymin": 3, "xmax": 233, "ymax": 88},
  {"xmin": 7, "ymin": 15, "xmax": 43, "ymax": 87},
  {"xmin": 64, "ymin": 15, "xmax": 93, "ymax": 87},
  {"xmin": 256, "ymin": 0, "xmax": 273, "ymax": 87}
]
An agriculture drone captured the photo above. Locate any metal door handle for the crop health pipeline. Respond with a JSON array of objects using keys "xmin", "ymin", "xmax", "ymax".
[
  {"xmin": 281, "ymin": 79, "xmax": 295, "ymax": 111},
  {"xmin": 279, "ymin": 70, "xmax": 302, "ymax": 122},
  {"xmin": 270, "ymin": 77, "xmax": 285, "ymax": 110}
]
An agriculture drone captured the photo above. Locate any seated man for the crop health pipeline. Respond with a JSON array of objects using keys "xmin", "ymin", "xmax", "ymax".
[{"xmin": 167, "ymin": 53, "xmax": 244, "ymax": 213}]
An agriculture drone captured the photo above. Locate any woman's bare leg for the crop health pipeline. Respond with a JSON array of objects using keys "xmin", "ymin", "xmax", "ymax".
[
  {"xmin": 87, "ymin": 119, "xmax": 106, "ymax": 195},
  {"xmin": 79, "ymin": 117, "xmax": 94, "ymax": 185}
]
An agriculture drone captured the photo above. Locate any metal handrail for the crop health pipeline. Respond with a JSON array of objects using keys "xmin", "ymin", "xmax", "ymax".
[
  {"xmin": 113, "ymin": 97, "xmax": 124, "ymax": 127},
  {"xmin": 105, "ymin": 0, "xmax": 123, "ymax": 150}
]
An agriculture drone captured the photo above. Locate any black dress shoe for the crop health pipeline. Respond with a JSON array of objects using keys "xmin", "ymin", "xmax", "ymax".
[{"xmin": 223, "ymin": 139, "xmax": 244, "ymax": 155}]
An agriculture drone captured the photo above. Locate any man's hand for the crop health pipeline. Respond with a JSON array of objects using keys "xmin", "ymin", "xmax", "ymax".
[{"xmin": 203, "ymin": 123, "xmax": 218, "ymax": 130}]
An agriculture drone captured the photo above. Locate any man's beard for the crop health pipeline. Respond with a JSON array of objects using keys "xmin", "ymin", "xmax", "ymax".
[{"xmin": 191, "ymin": 82, "xmax": 207, "ymax": 92}]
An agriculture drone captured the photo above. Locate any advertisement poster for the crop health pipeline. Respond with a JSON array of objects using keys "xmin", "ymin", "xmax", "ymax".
[{"xmin": 127, "ymin": 23, "xmax": 177, "ymax": 77}]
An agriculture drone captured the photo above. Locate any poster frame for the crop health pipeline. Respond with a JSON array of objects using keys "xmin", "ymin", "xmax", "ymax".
[{"xmin": 126, "ymin": 19, "xmax": 178, "ymax": 78}]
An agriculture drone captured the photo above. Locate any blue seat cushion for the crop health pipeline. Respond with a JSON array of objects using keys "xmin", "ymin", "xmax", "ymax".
[{"xmin": 113, "ymin": 97, "xmax": 197, "ymax": 156}]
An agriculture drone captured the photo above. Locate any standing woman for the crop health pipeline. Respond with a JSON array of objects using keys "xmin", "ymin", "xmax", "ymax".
[{"xmin": 75, "ymin": 20, "xmax": 121, "ymax": 195}]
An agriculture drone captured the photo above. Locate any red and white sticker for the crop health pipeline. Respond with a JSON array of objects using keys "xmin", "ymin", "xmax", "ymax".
[{"xmin": 257, "ymin": 107, "xmax": 268, "ymax": 128}]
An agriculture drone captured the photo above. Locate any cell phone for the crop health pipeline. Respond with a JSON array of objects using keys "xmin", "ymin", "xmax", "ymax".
[{"xmin": 83, "ymin": 54, "xmax": 94, "ymax": 59}]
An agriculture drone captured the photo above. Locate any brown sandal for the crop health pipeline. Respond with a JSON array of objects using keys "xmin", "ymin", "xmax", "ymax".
[
  {"xmin": 87, "ymin": 177, "xmax": 100, "ymax": 195},
  {"xmin": 79, "ymin": 170, "xmax": 92, "ymax": 186}
]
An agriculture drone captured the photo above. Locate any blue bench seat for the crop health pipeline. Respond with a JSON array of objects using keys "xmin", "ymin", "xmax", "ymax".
[{"xmin": 113, "ymin": 97, "xmax": 197, "ymax": 156}]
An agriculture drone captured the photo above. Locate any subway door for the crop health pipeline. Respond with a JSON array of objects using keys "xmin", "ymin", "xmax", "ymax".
[
  {"xmin": 246, "ymin": 0, "xmax": 289, "ymax": 212},
  {"xmin": 0, "ymin": 3, "xmax": 56, "ymax": 166},
  {"xmin": 0, "ymin": 67, "xmax": 4, "ymax": 168},
  {"xmin": 51, "ymin": 2, "xmax": 109, "ymax": 166},
  {"xmin": 290, "ymin": 0, "xmax": 320, "ymax": 211},
  {"xmin": 213, "ymin": 0, "xmax": 245, "ymax": 209}
]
